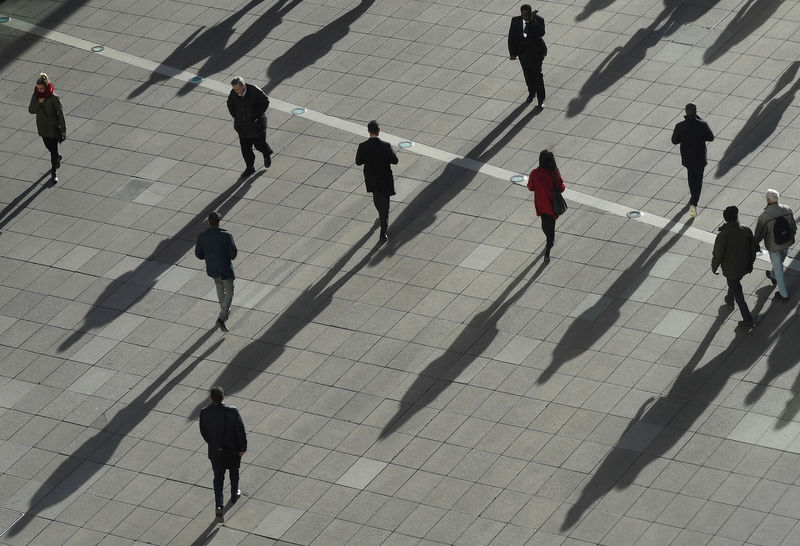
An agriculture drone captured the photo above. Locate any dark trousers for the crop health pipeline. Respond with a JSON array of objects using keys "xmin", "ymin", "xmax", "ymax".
[
  {"xmin": 372, "ymin": 192, "xmax": 390, "ymax": 234},
  {"xmin": 239, "ymin": 134, "xmax": 272, "ymax": 169},
  {"xmin": 42, "ymin": 137, "xmax": 60, "ymax": 171},
  {"xmin": 727, "ymin": 277, "xmax": 752, "ymax": 322},
  {"xmin": 519, "ymin": 52, "xmax": 545, "ymax": 104},
  {"xmin": 211, "ymin": 461, "xmax": 239, "ymax": 509},
  {"xmin": 541, "ymin": 213, "xmax": 555, "ymax": 253},
  {"xmin": 686, "ymin": 165, "xmax": 704, "ymax": 206}
]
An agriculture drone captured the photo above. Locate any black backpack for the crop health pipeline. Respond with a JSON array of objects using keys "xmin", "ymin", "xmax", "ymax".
[{"xmin": 773, "ymin": 214, "xmax": 795, "ymax": 245}]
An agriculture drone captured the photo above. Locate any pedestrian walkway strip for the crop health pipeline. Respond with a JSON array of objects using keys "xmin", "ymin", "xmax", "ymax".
[{"xmin": 3, "ymin": 15, "xmax": 795, "ymax": 272}]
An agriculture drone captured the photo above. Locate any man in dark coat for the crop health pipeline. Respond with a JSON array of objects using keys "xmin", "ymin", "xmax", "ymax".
[
  {"xmin": 227, "ymin": 76, "xmax": 273, "ymax": 178},
  {"xmin": 199, "ymin": 386, "xmax": 247, "ymax": 520},
  {"xmin": 355, "ymin": 120, "xmax": 398, "ymax": 242},
  {"xmin": 671, "ymin": 103, "xmax": 714, "ymax": 217},
  {"xmin": 195, "ymin": 211, "xmax": 237, "ymax": 332},
  {"xmin": 508, "ymin": 4, "xmax": 546, "ymax": 106},
  {"xmin": 712, "ymin": 206, "xmax": 758, "ymax": 328}
]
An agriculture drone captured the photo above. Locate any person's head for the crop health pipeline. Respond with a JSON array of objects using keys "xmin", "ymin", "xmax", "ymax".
[
  {"xmin": 36, "ymin": 72, "xmax": 50, "ymax": 93},
  {"xmin": 231, "ymin": 76, "xmax": 246, "ymax": 96},
  {"xmin": 521, "ymin": 4, "xmax": 532, "ymax": 19},
  {"xmin": 539, "ymin": 149, "xmax": 557, "ymax": 171},
  {"xmin": 685, "ymin": 103, "xmax": 697, "ymax": 116},
  {"xmin": 723, "ymin": 205, "xmax": 738, "ymax": 223},
  {"xmin": 367, "ymin": 120, "xmax": 380, "ymax": 136},
  {"xmin": 766, "ymin": 189, "xmax": 780, "ymax": 204},
  {"xmin": 207, "ymin": 211, "xmax": 221, "ymax": 227},
  {"xmin": 210, "ymin": 386, "xmax": 224, "ymax": 403}
]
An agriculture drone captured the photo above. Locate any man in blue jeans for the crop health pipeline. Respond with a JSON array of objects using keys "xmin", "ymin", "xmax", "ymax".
[
  {"xmin": 755, "ymin": 189, "xmax": 796, "ymax": 301},
  {"xmin": 200, "ymin": 386, "xmax": 247, "ymax": 521},
  {"xmin": 195, "ymin": 211, "xmax": 237, "ymax": 331}
]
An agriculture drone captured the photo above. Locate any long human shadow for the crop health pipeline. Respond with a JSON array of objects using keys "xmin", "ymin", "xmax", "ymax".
[
  {"xmin": 381, "ymin": 256, "xmax": 547, "ymax": 438},
  {"xmin": 57, "ymin": 172, "xmax": 261, "ymax": 352},
  {"xmin": 575, "ymin": 0, "xmax": 618, "ymax": 22},
  {"xmin": 567, "ymin": 0, "xmax": 721, "ymax": 117},
  {"xmin": 371, "ymin": 102, "xmax": 542, "ymax": 265},
  {"xmin": 715, "ymin": 60, "xmax": 800, "ymax": 179},
  {"xmin": 262, "ymin": 0, "xmax": 374, "ymax": 95},
  {"xmin": 128, "ymin": 0, "xmax": 300, "ymax": 98},
  {"xmin": 703, "ymin": 0, "xmax": 783, "ymax": 65},
  {"xmin": 192, "ymin": 223, "xmax": 379, "ymax": 411},
  {"xmin": 6, "ymin": 328, "xmax": 221, "ymax": 537},
  {"xmin": 0, "ymin": 172, "xmax": 51, "ymax": 232},
  {"xmin": 538, "ymin": 208, "xmax": 691, "ymax": 384},
  {"xmin": 563, "ymin": 284, "xmax": 786, "ymax": 530}
]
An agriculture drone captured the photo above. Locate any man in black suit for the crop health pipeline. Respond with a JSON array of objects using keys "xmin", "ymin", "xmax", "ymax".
[
  {"xmin": 508, "ymin": 4, "xmax": 546, "ymax": 107},
  {"xmin": 199, "ymin": 386, "xmax": 247, "ymax": 521},
  {"xmin": 671, "ymin": 103, "xmax": 714, "ymax": 217},
  {"xmin": 355, "ymin": 120, "xmax": 398, "ymax": 241},
  {"xmin": 227, "ymin": 76, "xmax": 273, "ymax": 178}
]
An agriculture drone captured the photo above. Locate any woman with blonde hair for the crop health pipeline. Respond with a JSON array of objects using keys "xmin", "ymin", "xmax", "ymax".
[
  {"xmin": 528, "ymin": 149, "xmax": 566, "ymax": 263},
  {"xmin": 28, "ymin": 73, "xmax": 66, "ymax": 183}
]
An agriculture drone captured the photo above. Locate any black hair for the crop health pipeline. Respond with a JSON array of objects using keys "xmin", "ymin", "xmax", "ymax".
[
  {"xmin": 539, "ymin": 149, "xmax": 558, "ymax": 173},
  {"xmin": 367, "ymin": 120, "xmax": 380, "ymax": 134},
  {"xmin": 210, "ymin": 386, "xmax": 224, "ymax": 403}
]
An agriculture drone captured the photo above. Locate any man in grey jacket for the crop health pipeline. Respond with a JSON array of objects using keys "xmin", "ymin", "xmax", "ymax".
[
  {"xmin": 195, "ymin": 211, "xmax": 237, "ymax": 331},
  {"xmin": 754, "ymin": 189, "xmax": 796, "ymax": 301}
]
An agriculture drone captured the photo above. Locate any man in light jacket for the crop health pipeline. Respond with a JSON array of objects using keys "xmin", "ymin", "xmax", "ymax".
[{"xmin": 754, "ymin": 189, "xmax": 796, "ymax": 301}]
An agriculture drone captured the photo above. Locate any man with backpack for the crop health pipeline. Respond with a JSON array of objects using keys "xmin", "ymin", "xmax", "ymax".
[{"xmin": 755, "ymin": 189, "xmax": 796, "ymax": 301}]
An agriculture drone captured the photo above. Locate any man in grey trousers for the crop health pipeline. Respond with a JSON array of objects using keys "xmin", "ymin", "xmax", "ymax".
[{"xmin": 195, "ymin": 211, "xmax": 237, "ymax": 331}]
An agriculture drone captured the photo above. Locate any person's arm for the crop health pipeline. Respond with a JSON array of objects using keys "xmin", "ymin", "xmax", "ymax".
[
  {"xmin": 195, "ymin": 237, "xmax": 204, "ymax": 260},
  {"xmin": 530, "ymin": 13, "xmax": 545, "ymax": 37},
  {"xmin": 705, "ymin": 122, "xmax": 714, "ymax": 142},
  {"xmin": 388, "ymin": 144, "xmax": 398, "ymax": 165},
  {"xmin": 527, "ymin": 170, "xmax": 536, "ymax": 192},
  {"xmin": 711, "ymin": 233, "xmax": 724, "ymax": 273},
  {"xmin": 253, "ymin": 88, "xmax": 269, "ymax": 118},
  {"xmin": 671, "ymin": 123, "xmax": 681, "ymax": 145},
  {"xmin": 199, "ymin": 412, "xmax": 210, "ymax": 444},
  {"xmin": 355, "ymin": 143, "xmax": 365, "ymax": 166},
  {"xmin": 226, "ymin": 92, "xmax": 236, "ymax": 118},
  {"xmin": 508, "ymin": 18, "xmax": 517, "ymax": 59},
  {"xmin": 228, "ymin": 233, "xmax": 237, "ymax": 261},
  {"xmin": 234, "ymin": 410, "xmax": 247, "ymax": 454},
  {"xmin": 54, "ymin": 96, "xmax": 66, "ymax": 136},
  {"xmin": 29, "ymin": 93, "xmax": 39, "ymax": 114},
  {"xmin": 753, "ymin": 216, "xmax": 766, "ymax": 245},
  {"xmin": 557, "ymin": 172, "xmax": 565, "ymax": 193}
]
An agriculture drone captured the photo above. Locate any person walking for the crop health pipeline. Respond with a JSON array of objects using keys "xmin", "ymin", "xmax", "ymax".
[
  {"xmin": 712, "ymin": 206, "xmax": 758, "ymax": 328},
  {"xmin": 195, "ymin": 211, "xmax": 237, "ymax": 332},
  {"xmin": 528, "ymin": 149, "xmax": 566, "ymax": 264},
  {"xmin": 754, "ymin": 189, "xmax": 796, "ymax": 301},
  {"xmin": 227, "ymin": 76, "xmax": 273, "ymax": 178},
  {"xmin": 355, "ymin": 120, "xmax": 398, "ymax": 242},
  {"xmin": 671, "ymin": 103, "xmax": 714, "ymax": 217},
  {"xmin": 508, "ymin": 4, "xmax": 546, "ymax": 107},
  {"xmin": 199, "ymin": 386, "xmax": 247, "ymax": 521},
  {"xmin": 28, "ymin": 73, "xmax": 66, "ymax": 184}
]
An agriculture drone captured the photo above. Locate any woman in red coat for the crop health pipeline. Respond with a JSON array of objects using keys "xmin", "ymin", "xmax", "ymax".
[{"xmin": 528, "ymin": 149, "xmax": 565, "ymax": 263}]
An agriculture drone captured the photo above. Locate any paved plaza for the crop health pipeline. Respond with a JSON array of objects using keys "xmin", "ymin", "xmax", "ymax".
[{"xmin": 2, "ymin": 0, "xmax": 800, "ymax": 544}]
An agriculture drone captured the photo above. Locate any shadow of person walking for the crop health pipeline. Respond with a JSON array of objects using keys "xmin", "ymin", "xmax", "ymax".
[
  {"xmin": 567, "ymin": 0, "xmax": 721, "ymax": 118},
  {"xmin": 575, "ymin": 0, "xmax": 619, "ymax": 22},
  {"xmin": 0, "ymin": 172, "xmax": 52, "ymax": 233},
  {"xmin": 57, "ymin": 173, "xmax": 261, "ymax": 352},
  {"xmin": 703, "ymin": 0, "xmax": 784, "ymax": 65},
  {"xmin": 538, "ymin": 208, "xmax": 692, "ymax": 385},
  {"xmin": 562, "ymin": 283, "xmax": 787, "ymax": 531},
  {"xmin": 262, "ymin": 0, "xmax": 375, "ymax": 96},
  {"xmin": 6, "ymin": 328, "xmax": 222, "ymax": 538},
  {"xmin": 715, "ymin": 61, "xmax": 800, "ymax": 179},
  {"xmin": 380, "ymin": 256, "xmax": 547, "ymax": 438}
]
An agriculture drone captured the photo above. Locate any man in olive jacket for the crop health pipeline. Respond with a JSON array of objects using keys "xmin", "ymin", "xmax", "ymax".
[
  {"xmin": 754, "ymin": 189, "xmax": 796, "ymax": 301},
  {"xmin": 227, "ymin": 76, "xmax": 273, "ymax": 178},
  {"xmin": 671, "ymin": 103, "xmax": 714, "ymax": 217},
  {"xmin": 712, "ymin": 206, "xmax": 758, "ymax": 328},
  {"xmin": 199, "ymin": 386, "xmax": 247, "ymax": 519}
]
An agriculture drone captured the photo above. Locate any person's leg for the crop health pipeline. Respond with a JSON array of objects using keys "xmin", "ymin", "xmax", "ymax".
[
  {"xmin": 211, "ymin": 461, "xmax": 225, "ymax": 508},
  {"xmin": 541, "ymin": 214, "xmax": 555, "ymax": 260},
  {"xmin": 373, "ymin": 192, "xmax": 389, "ymax": 237},
  {"xmin": 687, "ymin": 166, "xmax": 703, "ymax": 206},
  {"xmin": 214, "ymin": 277, "xmax": 226, "ymax": 320},
  {"xmin": 770, "ymin": 249, "xmax": 789, "ymax": 297},
  {"xmin": 518, "ymin": 54, "xmax": 536, "ymax": 100},
  {"xmin": 229, "ymin": 463, "xmax": 240, "ymax": 499},
  {"xmin": 533, "ymin": 59, "xmax": 545, "ymax": 105},
  {"xmin": 221, "ymin": 278, "xmax": 234, "ymax": 320},
  {"xmin": 239, "ymin": 135, "xmax": 255, "ymax": 169},
  {"xmin": 252, "ymin": 135, "xmax": 272, "ymax": 167},
  {"xmin": 727, "ymin": 277, "xmax": 752, "ymax": 322},
  {"xmin": 42, "ymin": 137, "xmax": 59, "ymax": 172}
]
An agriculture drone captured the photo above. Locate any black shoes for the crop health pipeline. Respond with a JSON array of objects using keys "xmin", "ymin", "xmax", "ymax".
[
  {"xmin": 57, "ymin": 154, "xmax": 62, "ymax": 168},
  {"xmin": 264, "ymin": 153, "xmax": 272, "ymax": 168},
  {"xmin": 51, "ymin": 169, "xmax": 58, "ymax": 184},
  {"xmin": 216, "ymin": 318, "xmax": 228, "ymax": 332},
  {"xmin": 230, "ymin": 489, "xmax": 241, "ymax": 504},
  {"xmin": 775, "ymin": 292, "xmax": 789, "ymax": 301},
  {"xmin": 766, "ymin": 271, "xmax": 777, "ymax": 286},
  {"xmin": 241, "ymin": 166, "xmax": 256, "ymax": 178},
  {"xmin": 724, "ymin": 295, "xmax": 734, "ymax": 308},
  {"xmin": 215, "ymin": 506, "xmax": 223, "ymax": 521},
  {"xmin": 738, "ymin": 320, "xmax": 755, "ymax": 329}
]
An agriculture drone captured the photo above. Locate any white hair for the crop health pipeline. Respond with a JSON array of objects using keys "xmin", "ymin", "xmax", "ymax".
[
  {"xmin": 231, "ymin": 76, "xmax": 245, "ymax": 87},
  {"xmin": 766, "ymin": 189, "xmax": 780, "ymax": 203}
]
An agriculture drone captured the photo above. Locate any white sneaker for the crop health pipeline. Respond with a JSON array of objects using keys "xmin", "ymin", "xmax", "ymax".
[{"xmin": 690, "ymin": 205, "xmax": 697, "ymax": 217}]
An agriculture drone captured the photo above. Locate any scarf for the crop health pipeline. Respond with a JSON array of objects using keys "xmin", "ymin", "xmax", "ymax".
[{"xmin": 34, "ymin": 82, "xmax": 54, "ymax": 99}]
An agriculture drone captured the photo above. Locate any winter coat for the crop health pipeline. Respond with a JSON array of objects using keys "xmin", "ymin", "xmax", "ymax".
[
  {"xmin": 195, "ymin": 227, "xmax": 237, "ymax": 279},
  {"xmin": 711, "ymin": 221, "xmax": 758, "ymax": 280},
  {"xmin": 671, "ymin": 115, "xmax": 714, "ymax": 168},
  {"xmin": 754, "ymin": 202, "xmax": 796, "ymax": 252},
  {"xmin": 227, "ymin": 84, "xmax": 269, "ymax": 138},
  {"xmin": 508, "ymin": 14, "xmax": 546, "ymax": 59},
  {"xmin": 29, "ymin": 93, "xmax": 66, "ymax": 139},
  {"xmin": 355, "ymin": 137, "xmax": 398, "ymax": 196},
  {"xmin": 199, "ymin": 403, "xmax": 247, "ymax": 466},
  {"xmin": 528, "ymin": 167, "xmax": 566, "ymax": 218}
]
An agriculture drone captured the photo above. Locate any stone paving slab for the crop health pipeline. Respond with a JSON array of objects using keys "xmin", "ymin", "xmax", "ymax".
[{"xmin": 2, "ymin": 0, "xmax": 800, "ymax": 545}]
